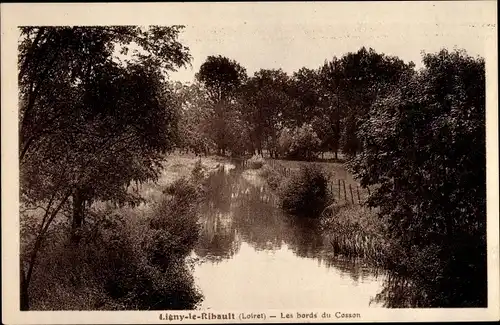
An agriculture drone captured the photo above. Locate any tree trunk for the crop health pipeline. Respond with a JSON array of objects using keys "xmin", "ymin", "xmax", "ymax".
[
  {"xmin": 21, "ymin": 191, "xmax": 72, "ymax": 311},
  {"xmin": 20, "ymin": 267, "xmax": 30, "ymax": 310},
  {"xmin": 71, "ymin": 188, "xmax": 85, "ymax": 245}
]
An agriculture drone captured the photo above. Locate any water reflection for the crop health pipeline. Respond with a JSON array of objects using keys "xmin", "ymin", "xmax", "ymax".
[{"xmin": 193, "ymin": 165, "xmax": 385, "ymax": 309}]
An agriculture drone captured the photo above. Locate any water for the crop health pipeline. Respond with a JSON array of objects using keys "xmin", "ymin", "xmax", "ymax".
[{"xmin": 191, "ymin": 164, "xmax": 385, "ymax": 309}]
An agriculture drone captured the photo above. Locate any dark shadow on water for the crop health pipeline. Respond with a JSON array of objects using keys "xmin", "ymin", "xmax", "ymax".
[
  {"xmin": 195, "ymin": 165, "xmax": 382, "ymax": 286},
  {"xmin": 193, "ymin": 164, "xmax": 486, "ymax": 308}
]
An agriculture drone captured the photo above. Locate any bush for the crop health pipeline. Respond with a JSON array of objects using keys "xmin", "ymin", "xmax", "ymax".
[
  {"xmin": 149, "ymin": 178, "xmax": 201, "ymax": 270},
  {"xmin": 259, "ymin": 164, "xmax": 284, "ymax": 191},
  {"xmin": 279, "ymin": 164, "xmax": 332, "ymax": 217},
  {"xmin": 278, "ymin": 124, "xmax": 321, "ymax": 160},
  {"xmin": 24, "ymin": 178, "xmax": 204, "ymax": 310},
  {"xmin": 247, "ymin": 155, "xmax": 265, "ymax": 169},
  {"xmin": 191, "ymin": 159, "xmax": 207, "ymax": 182}
]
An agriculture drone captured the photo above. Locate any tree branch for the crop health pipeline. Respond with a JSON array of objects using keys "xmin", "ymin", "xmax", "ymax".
[
  {"xmin": 18, "ymin": 27, "xmax": 47, "ymax": 81},
  {"xmin": 25, "ymin": 189, "xmax": 72, "ymax": 289},
  {"xmin": 20, "ymin": 42, "xmax": 63, "ymax": 147}
]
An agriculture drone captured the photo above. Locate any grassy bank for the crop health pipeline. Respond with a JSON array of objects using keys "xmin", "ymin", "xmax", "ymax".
[
  {"xmin": 259, "ymin": 159, "xmax": 390, "ymax": 265},
  {"xmin": 320, "ymin": 204, "xmax": 389, "ymax": 266},
  {"xmin": 131, "ymin": 153, "xmax": 232, "ymax": 204},
  {"xmin": 21, "ymin": 153, "xmax": 230, "ymax": 310},
  {"xmin": 258, "ymin": 158, "xmax": 486, "ymax": 307}
]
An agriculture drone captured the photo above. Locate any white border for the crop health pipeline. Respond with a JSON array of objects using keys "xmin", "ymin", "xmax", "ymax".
[{"xmin": 2, "ymin": 2, "xmax": 499, "ymax": 324}]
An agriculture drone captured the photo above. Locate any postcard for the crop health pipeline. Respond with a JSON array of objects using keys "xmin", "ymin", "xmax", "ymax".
[{"xmin": 2, "ymin": 2, "xmax": 499, "ymax": 324}]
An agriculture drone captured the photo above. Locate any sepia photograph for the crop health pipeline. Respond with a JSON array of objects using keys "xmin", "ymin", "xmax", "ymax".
[{"xmin": 2, "ymin": 1, "xmax": 499, "ymax": 323}]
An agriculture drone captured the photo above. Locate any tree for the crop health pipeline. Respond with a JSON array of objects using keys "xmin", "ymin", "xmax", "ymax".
[
  {"xmin": 322, "ymin": 48, "xmax": 414, "ymax": 157},
  {"xmin": 195, "ymin": 55, "xmax": 247, "ymax": 155},
  {"xmin": 277, "ymin": 124, "xmax": 321, "ymax": 160},
  {"xmin": 174, "ymin": 82, "xmax": 216, "ymax": 155},
  {"xmin": 241, "ymin": 69, "xmax": 293, "ymax": 157},
  {"xmin": 287, "ymin": 67, "xmax": 322, "ymax": 127},
  {"xmin": 351, "ymin": 49, "xmax": 486, "ymax": 307},
  {"xmin": 317, "ymin": 58, "xmax": 344, "ymax": 159},
  {"xmin": 19, "ymin": 26, "xmax": 191, "ymax": 310}
]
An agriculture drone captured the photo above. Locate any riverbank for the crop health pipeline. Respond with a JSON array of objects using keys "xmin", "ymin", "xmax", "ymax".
[
  {"xmin": 257, "ymin": 158, "xmax": 486, "ymax": 308},
  {"xmin": 21, "ymin": 153, "xmax": 234, "ymax": 310},
  {"xmin": 257, "ymin": 159, "xmax": 389, "ymax": 266},
  {"xmin": 134, "ymin": 153, "xmax": 233, "ymax": 204}
]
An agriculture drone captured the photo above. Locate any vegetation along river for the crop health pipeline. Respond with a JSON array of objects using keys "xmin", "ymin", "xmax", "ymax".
[{"xmin": 189, "ymin": 162, "xmax": 385, "ymax": 309}]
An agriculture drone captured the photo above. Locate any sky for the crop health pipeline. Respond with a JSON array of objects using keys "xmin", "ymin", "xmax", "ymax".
[
  {"xmin": 164, "ymin": 2, "xmax": 496, "ymax": 83},
  {"xmin": 3, "ymin": 2, "xmax": 495, "ymax": 84}
]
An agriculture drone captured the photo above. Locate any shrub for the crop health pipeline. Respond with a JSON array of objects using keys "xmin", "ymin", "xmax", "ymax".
[
  {"xmin": 24, "ymin": 177, "xmax": 204, "ymax": 310},
  {"xmin": 278, "ymin": 124, "xmax": 321, "ymax": 160},
  {"xmin": 191, "ymin": 159, "xmax": 207, "ymax": 183},
  {"xmin": 247, "ymin": 155, "xmax": 265, "ymax": 169},
  {"xmin": 259, "ymin": 164, "xmax": 284, "ymax": 191},
  {"xmin": 149, "ymin": 178, "xmax": 201, "ymax": 270},
  {"xmin": 279, "ymin": 164, "xmax": 332, "ymax": 217}
]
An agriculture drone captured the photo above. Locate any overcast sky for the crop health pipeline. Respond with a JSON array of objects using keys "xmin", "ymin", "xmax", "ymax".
[
  {"xmin": 3, "ymin": 1, "xmax": 496, "ymax": 84},
  {"xmin": 164, "ymin": 2, "xmax": 496, "ymax": 83}
]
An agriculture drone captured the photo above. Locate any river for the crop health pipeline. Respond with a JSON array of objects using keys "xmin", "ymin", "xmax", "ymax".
[{"xmin": 188, "ymin": 162, "xmax": 386, "ymax": 309}]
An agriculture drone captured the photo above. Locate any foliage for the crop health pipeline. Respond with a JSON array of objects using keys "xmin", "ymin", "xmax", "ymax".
[
  {"xmin": 174, "ymin": 82, "xmax": 216, "ymax": 155},
  {"xmin": 224, "ymin": 108, "xmax": 254, "ymax": 157},
  {"xmin": 195, "ymin": 55, "xmax": 247, "ymax": 102},
  {"xmin": 259, "ymin": 164, "xmax": 284, "ymax": 191},
  {"xmin": 247, "ymin": 155, "xmax": 265, "ymax": 169},
  {"xmin": 277, "ymin": 124, "xmax": 322, "ymax": 160},
  {"xmin": 279, "ymin": 164, "xmax": 332, "ymax": 217},
  {"xmin": 286, "ymin": 67, "xmax": 324, "ymax": 127},
  {"xmin": 186, "ymin": 48, "xmax": 415, "ymax": 159},
  {"xmin": 19, "ymin": 25, "xmax": 190, "ymax": 217},
  {"xmin": 321, "ymin": 205, "xmax": 389, "ymax": 265},
  {"xmin": 195, "ymin": 55, "xmax": 248, "ymax": 155},
  {"xmin": 24, "ymin": 176, "xmax": 203, "ymax": 310},
  {"xmin": 149, "ymin": 178, "xmax": 202, "ymax": 271},
  {"xmin": 191, "ymin": 159, "xmax": 208, "ymax": 183},
  {"xmin": 321, "ymin": 48, "xmax": 415, "ymax": 156},
  {"xmin": 18, "ymin": 25, "xmax": 191, "ymax": 309},
  {"xmin": 240, "ymin": 69, "xmax": 293, "ymax": 157},
  {"xmin": 350, "ymin": 49, "xmax": 486, "ymax": 307}
]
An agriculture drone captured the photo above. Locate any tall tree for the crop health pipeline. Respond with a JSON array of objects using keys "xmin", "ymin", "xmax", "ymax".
[
  {"xmin": 241, "ymin": 69, "xmax": 292, "ymax": 157},
  {"xmin": 351, "ymin": 49, "xmax": 486, "ymax": 307},
  {"xmin": 174, "ymin": 82, "xmax": 216, "ymax": 155},
  {"xmin": 195, "ymin": 55, "xmax": 247, "ymax": 155},
  {"xmin": 317, "ymin": 58, "xmax": 344, "ymax": 159},
  {"xmin": 287, "ymin": 67, "xmax": 322, "ymax": 127},
  {"xmin": 322, "ymin": 47, "xmax": 414, "ymax": 156},
  {"xmin": 19, "ymin": 26, "xmax": 191, "ymax": 309}
]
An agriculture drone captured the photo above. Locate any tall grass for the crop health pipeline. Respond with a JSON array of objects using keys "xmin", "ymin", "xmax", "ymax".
[{"xmin": 320, "ymin": 204, "xmax": 390, "ymax": 266}]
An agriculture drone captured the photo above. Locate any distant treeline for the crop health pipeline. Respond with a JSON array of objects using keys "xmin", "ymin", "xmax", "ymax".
[{"xmin": 175, "ymin": 48, "xmax": 418, "ymax": 160}]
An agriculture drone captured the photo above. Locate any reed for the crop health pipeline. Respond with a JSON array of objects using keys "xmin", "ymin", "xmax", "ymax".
[{"xmin": 321, "ymin": 204, "xmax": 390, "ymax": 266}]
